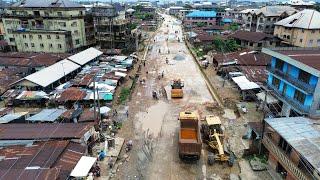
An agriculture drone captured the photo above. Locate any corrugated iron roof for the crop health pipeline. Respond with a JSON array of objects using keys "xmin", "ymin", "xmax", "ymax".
[
  {"xmin": 68, "ymin": 47, "xmax": 103, "ymax": 66},
  {"xmin": 56, "ymin": 88, "xmax": 87, "ymax": 102},
  {"xmin": 186, "ymin": 10, "xmax": 217, "ymax": 18},
  {"xmin": 23, "ymin": 59, "xmax": 81, "ymax": 87},
  {"xmin": 0, "ymin": 140, "xmax": 85, "ymax": 180},
  {"xmin": 26, "ymin": 109, "xmax": 67, "ymax": 122},
  {"xmin": 0, "ymin": 123, "xmax": 94, "ymax": 140},
  {"xmin": 265, "ymin": 117, "xmax": 320, "ymax": 172},
  {"xmin": 11, "ymin": 0, "xmax": 83, "ymax": 8}
]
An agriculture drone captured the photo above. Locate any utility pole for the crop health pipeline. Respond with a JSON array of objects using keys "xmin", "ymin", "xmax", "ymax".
[
  {"xmin": 259, "ymin": 86, "xmax": 271, "ymax": 154},
  {"xmin": 96, "ymin": 88, "xmax": 102, "ymax": 133},
  {"xmin": 93, "ymin": 79, "xmax": 97, "ymax": 121}
]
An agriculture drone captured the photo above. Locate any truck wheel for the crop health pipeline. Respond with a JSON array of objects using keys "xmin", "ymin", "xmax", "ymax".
[
  {"xmin": 208, "ymin": 153, "xmax": 214, "ymax": 166},
  {"xmin": 228, "ymin": 154, "xmax": 235, "ymax": 167}
]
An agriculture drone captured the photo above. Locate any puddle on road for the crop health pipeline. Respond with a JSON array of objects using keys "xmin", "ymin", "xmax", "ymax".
[
  {"xmin": 173, "ymin": 54, "xmax": 186, "ymax": 61},
  {"xmin": 135, "ymin": 101, "xmax": 169, "ymax": 137}
]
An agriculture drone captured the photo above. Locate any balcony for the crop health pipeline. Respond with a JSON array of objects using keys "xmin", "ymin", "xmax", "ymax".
[
  {"xmin": 268, "ymin": 85, "xmax": 310, "ymax": 114},
  {"xmin": 267, "ymin": 66, "xmax": 316, "ymax": 94},
  {"xmin": 262, "ymin": 135, "xmax": 309, "ymax": 180}
]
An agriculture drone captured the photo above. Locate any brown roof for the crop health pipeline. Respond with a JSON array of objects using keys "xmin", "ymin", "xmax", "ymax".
[
  {"xmin": 0, "ymin": 68, "xmax": 28, "ymax": 94},
  {"xmin": 0, "ymin": 123, "xmax": 94, "ymax": 140},
  {"xmin": 229, "ymin": 30, "xmax": 275, "ymax": 43},
  {"xmin": 238, "ymin": 66, "xmax": 268, "ymax": 83},
  {"xmin": 274, "ymin": 49, "xmax": 320, "ymax": 71},
  {"xmin": 57, "ymin": 88, "xmax": 87, "ymax": 102},
  {"xmin": 79, "ymin": 109, "xmax": 96, "ymax": 123},
  {"xmin": 0, "ymin": 52, "xmax": 69, "ymax": 67},
  {"xmin": 196, "ymin": 34, "xmax": 215, "ymax": 42},
  {"xmin": 0, "ymin": 140, "xmax": 86, "ymax": 180},
  {"xmin": 213, "ymin": 50, "xmax": 270, "ymax": 66}
]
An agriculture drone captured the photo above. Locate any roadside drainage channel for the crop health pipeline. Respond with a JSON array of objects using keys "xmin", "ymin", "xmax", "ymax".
[{"xmin": 183, "ymin": 35, "xmax": 224, "ymax": 107}]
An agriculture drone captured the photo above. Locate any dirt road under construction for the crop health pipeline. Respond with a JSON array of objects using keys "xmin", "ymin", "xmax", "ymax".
[{"xmin": 116, "ymin": 14, "xmax": 240, "ymax": 179}]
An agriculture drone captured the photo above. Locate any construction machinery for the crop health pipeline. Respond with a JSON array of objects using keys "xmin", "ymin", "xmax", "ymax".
[
  {"xmin": 171, "ymin": 79, "xmax": 184, "ymax": 98},
  {"xmin": 201, "ymin": 115, "xmax": 234, "ymax": 166},
  {"xmin": 178, "ymin": 111, "xmax": 202, "ymax": 160}
]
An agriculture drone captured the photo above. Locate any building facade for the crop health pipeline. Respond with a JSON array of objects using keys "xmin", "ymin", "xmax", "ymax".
[
  {"xmin": 263, "ymin": 48, "xmax": 320, "ymax": 118},
  {"xmin": 184, "ymin": 11, "xmax": 217, "ymax": 28},
  {"xmin": 2, "ymin": 0, "xmax": 89, "ymax": 53},
  {"xmin": 273, "ymin": 9, "xmax": 320, "ymax": 48},
  {"xmin": 93, "ymin": 4, "xmax": 136, "ymax": 51},
  {"xmin": 244, "ymin": 6, "xmax": 297, "ymax": 34},
  {"xmin": 263, "ymin": 117, "xmax": 320, "ymax": 180}
]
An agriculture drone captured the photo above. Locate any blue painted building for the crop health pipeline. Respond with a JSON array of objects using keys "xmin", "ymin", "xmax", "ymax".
[
  {"xmin": 184, "ymin": 10, "xmax": 217, "ymax": 27},
  {"xmin": 262, "ymin": 48, "xmax": 320, "ymax": 118}
]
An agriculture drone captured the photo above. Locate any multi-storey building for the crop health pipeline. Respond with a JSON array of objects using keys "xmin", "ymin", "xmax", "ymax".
[
  {"xmin": 274, "ymin": 9, "xmax": 320, "ymax": 48},
  {"xmin": 2, "ymin": 0, "xmax": 89, "ymax": 53},
  {"xmin": 263, "ymin": 117, "xmax": 320, "ymax": 180},
  {"xmin": 263, "ymin": 47, "xmax": 320, "ymax": 118},
  {"xmin": 184, "ymin": 11, "xmax": 217, "ymax": 28},
  {"xmin": 92, "ymin": 4, "xmax": 136, "ymax": 51},
  {"xmin": 244, "ymin": 6, "xmax": 297, "ymax": 34}
]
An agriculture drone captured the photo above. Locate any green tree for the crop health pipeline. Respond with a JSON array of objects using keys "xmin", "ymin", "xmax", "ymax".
[
  {"xmin": 196, "ymin": 22, "xmax": 206, "ymax": 27},
  {"xmin": 213, "ymin": 37, "xmax": 239, "ymax": 52},
  {"xmin": 229, "ymin": 23, "xmax": 239, "ymax": 31}
]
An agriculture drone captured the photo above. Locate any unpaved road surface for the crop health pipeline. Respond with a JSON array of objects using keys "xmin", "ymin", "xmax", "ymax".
[{"xmin": 115, "ymin": 14, "xmax": 239, "ymax": 179}]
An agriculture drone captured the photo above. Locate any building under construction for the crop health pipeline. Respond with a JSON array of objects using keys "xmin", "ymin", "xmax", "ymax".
[{"xmin": 92, "ymin": 3, "xmax": 137, "ymax": 52}]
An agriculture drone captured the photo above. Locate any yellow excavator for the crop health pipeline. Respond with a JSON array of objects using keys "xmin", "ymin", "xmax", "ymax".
[
  {"xmin": 201, "ymin": 115, "xmax": 234, "ymax": 166},
  {"xmin": 171, "ymin": 79, "xmax": 184, "ymax": 98}
]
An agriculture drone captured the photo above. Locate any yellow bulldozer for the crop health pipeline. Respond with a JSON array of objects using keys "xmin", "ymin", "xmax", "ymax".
[
  {"xmin": 171, "ymin": 79, "xmax": 184, "ymax": 98},
  {"xmin": 201, "ymin": 115, "xmax": 234, "ymax": 166}
]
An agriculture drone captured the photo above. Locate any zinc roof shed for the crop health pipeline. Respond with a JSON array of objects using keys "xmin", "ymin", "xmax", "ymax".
[
  {"xmin": 23, "ymin": 59, "xmax": 81, "ymax": 88},
  {"xmin": 186, "ymin": 11, "xmax": 217, "ymax": 18},
  {"xmin": 274, "ymin": 9, "xmax": 320, "ymax": 29},
  {"xmin": 68, "ymin": 48, "xmax": 103, "ymax": 66},
  {"xmin": 26, "ymin": 108, "xmax": 67, "ymax": 122}
]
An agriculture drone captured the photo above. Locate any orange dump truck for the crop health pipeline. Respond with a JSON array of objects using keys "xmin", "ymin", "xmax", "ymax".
[{"xmin": 178, "ymin": 111, "xmax": 202, "ymax": 160}]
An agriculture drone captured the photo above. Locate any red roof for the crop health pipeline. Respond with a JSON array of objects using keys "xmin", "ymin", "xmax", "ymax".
[
  {"xmin": 213, "ymin": 50, "xmax": 270, "ymax": 66},
  {"xmin": 57, "ymin": 88, "xmax": 87, "ymax": 102}
]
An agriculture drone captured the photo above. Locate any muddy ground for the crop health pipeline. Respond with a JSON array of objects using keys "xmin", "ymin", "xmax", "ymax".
[{"xmin": 111, "ymin": 14, "xmax": 272, "ymax": 180}]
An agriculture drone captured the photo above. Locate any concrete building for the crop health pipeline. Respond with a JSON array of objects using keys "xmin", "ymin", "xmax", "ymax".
[
  {"xmin": 2, "ymin": 0, "xmax": 90, "ymax": 53},
  {"xmin": 93, "ymin": 4, "xmax": 136, "ymax": 51},
  {"xmin": 184, "ymin": 11, "xmax": 217, "ymax": 28},
  {"xmin": 263, "ymin": 117, "xmax": 320, "ymax": 180},
  {"xmin": 229, "ymin": 31, "xmax": 280, "ymax": 50},
  {"xmin": 168, "ymin": 6, "xmax": 184, "ymax": 16},
  {"xmin": 274, "ymin": 9, "xmax": 320, "ymax": 48},
  {"xmin": 263, "ymin": 47, "xmax": 320, "ymax": 118},
  {"xmin": 177, "ymin": 9, "xmax": 194, "ymax": 21},
  {"xmin": 244, "ymin": 6, "xmax": 297, "ymax": 34}
]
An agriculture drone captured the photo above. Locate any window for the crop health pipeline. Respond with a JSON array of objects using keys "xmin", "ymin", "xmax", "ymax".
[
  {"xmin": 31, "ymin": 43, "xmax": 34, "ymax": 47},
  {"xmin": 24, "ymin": 43, "xmax": 28, "ymax": 47},
  {"xmin": 29, "ymin": 35, "xmax": 33, "ymax": 39},
  {"xmin": 302, "ymin": 29, "xmax": 304, "ymax": 33},
  {"xmin": 56, "ymin": 35, "xmax": 60, "ymax": 39},
  {"xmin": 49, "ymin": 43, "xmax": 53, "ymax": 48},
  {"xmin": 47, "ymin": 35, "xmax": 51, "ymax": 39},
  {"xmin": 317, "ymin": 39, "xmax": 320, "ymax": 46},
  {"xmin": 74, "ymin": 30, "xmax": 79, "ymax": 35},
  {"xmin": 22, "ymin": 34, "xmax": 26, "ymax": 39},
  {"xmin": 312, "ymin": 30, "xmax": 315, "ymax": 33},
  {"xmin": 80, "ymin": 11, "xmax": 83, "ymax": 15},
  {"xmin": 58, "ymin": 22, "xmax": 66, "ymax": 27},
  {"xmin": 75, "ymin": 39, "xmax": 80, "ymax": 45},
  {"xmin": 44, "ymin": 11, "xmax": 49, "ymax": 16},
  {"xmin": 300, "ymin": 39, "xmax": 303, "ymax": 43},
  {"xmin": 58, "ymin": 44, "xmax": 62, "ymax": 49},
  {"xmin": 298, "ymin": 70, "xmax": 311, "ymax": 84},
  {"xmin": 71, "ymin": 22, "xmax": 77, "ymax": 27},
  {"xmin": 275, "ymin": 59, "xmax": 284, "ymax": 70},
  {"xmin": 258, "ymin": 43, "xmax": 262, "ymax": 47},
  {"xmin": 249, "ymin": 42, "xmax": 253, "ymax": 46},
  {"xmin": 309, "ymin": 39, "xmax": 314, "ymax": 47},
  {"xmin": 38, "ymin": 35, "xmax": 42, "ymax": 39},
  {"xmin": 272, "ymin": 77, "xmax": 280, "ymax": 89},
  {"xmin": 287, "ymin": 35, "xmax": 290, "ymax": 39},
  {"xmin": 57, "ymin": 12, "xmax": 62, "ymax": 16},
  {"xmin": 294, "ymin": 90, "xmax": 306, "ymax": 104},
  {"xmin": 9, "ymin": 38, "xmax": 15, "ymax": 42},
  {"xmin": 40, "ymin": 43, "xmax": 44, "ymax": 48}
]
